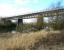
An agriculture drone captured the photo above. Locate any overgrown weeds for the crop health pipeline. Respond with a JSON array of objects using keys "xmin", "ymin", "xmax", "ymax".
[{"xmin": 0, "ymin": 30, "xmax": 64, "ymax": 50}]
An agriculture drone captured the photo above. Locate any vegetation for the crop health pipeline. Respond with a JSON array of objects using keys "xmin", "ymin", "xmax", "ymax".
[
  {"xmin": 0, "ymin": 20, "xmax": 16, "ymax": 33},
  {"xmin": 49, "ymin": 16, "xmax": 64, "ymax": 30},
  {"xmin": 0, "ymin": 0, "xmax": 64, "ymax": 50},
  {"xmin": 0, "ymin": 30, "xmax": 64, "ymax": 50},
  {"xmin": 48, "ymin": 0, "xmax": 64, "ymax": 30},
  {"xmin": 0, "ymin": 30, "xmax": 47, "ymax": 50}
]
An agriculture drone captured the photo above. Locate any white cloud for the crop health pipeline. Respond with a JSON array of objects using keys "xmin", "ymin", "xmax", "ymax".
[
  {"xmin": 15, "ymin": 0, "xmax": 39, "ymax": 5},
  {"xmin": 15, "ymin": 8, "xmax": 34, "ymax": 15},
  {"xmin": 0, "ymin": 0, "xmax": 40, "ymax": 17},
  {"xmin": 0, "ymin": 4, "xmax": 15, "ymax": 17},
  {"xmin": 0, "ymin": 4, "xmax": 34, "ymax": 17},
  {"xmin": 15, "ymin": 0, "xmax": 30, "ymax": 5},
  {"xmin": 33, "ymin": 0, "xmax": 39, "ymax": 4}
]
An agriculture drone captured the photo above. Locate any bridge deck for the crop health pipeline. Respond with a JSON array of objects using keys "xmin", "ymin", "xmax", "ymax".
[{"xmin": 2, "ymin": 8, "xmax": 64, "ymax": 20}]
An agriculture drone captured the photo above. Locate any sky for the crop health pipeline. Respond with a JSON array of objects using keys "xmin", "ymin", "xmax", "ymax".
[{"xmin": 0, "ymin": 0, "xmax": 64, "ymax": 17}]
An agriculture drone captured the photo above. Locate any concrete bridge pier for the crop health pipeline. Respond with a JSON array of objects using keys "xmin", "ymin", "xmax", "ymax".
[
  {"xmin": 18, "ymin": 19, "xmax": 23, "ymax": 25},
  {"xmin": 17, "ymin": 18, "xmax": 23, "ymax": 32},
  {"xmin": 37, "ymin": 14, "xmax": 44, "ymax": 30}
]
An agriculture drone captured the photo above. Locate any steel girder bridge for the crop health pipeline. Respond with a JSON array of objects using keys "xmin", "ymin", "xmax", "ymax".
[
  {"xmin": 3, "ymin": 8, "xmax": 64, "ymax": 22},
  {"xmin": 2, "ymin": 8, "xmax": 64, "ymax": 32}
]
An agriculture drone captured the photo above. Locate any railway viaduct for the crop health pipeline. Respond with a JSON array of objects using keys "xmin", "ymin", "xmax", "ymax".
[
  {"xmin": 3, "ymin": 8, "xmax": 64, "ymax": 23},
  {"xmin": 1, "ymin": 8, "xmax": 64, "ymax": 32}
]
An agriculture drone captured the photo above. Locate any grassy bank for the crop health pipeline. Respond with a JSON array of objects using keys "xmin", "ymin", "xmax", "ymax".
[{"xmin": 0, "ymin": 30, "xmax": 64, "ymax": 50}]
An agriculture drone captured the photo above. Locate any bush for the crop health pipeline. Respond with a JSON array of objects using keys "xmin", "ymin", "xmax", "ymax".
[{"xmin": 0, "ymin": 23, "xmax": 16, "ymax": 33}]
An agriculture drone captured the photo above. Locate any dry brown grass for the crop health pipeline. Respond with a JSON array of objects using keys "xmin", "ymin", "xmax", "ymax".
[
  {"xmin": 0, "ymin": 30, "xmax": 64, "ymax": 50},
  {"xmin": 0, "ymin": 30, "xmax": 48, "ymax": 50}
]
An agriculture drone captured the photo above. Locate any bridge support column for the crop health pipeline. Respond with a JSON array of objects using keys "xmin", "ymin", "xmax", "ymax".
[
  {"xmin": 16, "ymin": 19, "xmax": 23, "ymax": 32},
  {"xmin": 18, "ymin": 19, "xmax": 23, "ymax": 25},
  {"xmin": 37, "ymin": 14, "xmax": 43, "ymax": 30}
]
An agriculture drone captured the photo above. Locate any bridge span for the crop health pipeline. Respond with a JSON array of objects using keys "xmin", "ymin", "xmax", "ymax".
[
  {"xmin": 3, "ymin": 8, "xmax": 64, "ymax": 20},
  {"xmin": 1, "ymin": 8, "xmax": 64, "ymax": 32}
]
